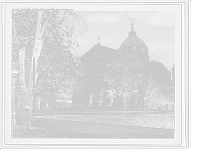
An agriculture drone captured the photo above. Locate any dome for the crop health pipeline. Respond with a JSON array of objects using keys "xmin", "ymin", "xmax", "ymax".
[{"xmin": 119, "ymin": 22, "xmax": 148, "ymax": 56}]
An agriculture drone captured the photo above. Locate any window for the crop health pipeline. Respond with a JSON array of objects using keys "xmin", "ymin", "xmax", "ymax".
[{"xmin": 133, "ymin": 47, "xmax": 137, "ymax": 53}]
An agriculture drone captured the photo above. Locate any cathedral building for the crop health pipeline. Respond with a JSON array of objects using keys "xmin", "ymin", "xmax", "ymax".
[{"xmin": 76, "ymin": 23, "xmax": 149, "ymax": 110}]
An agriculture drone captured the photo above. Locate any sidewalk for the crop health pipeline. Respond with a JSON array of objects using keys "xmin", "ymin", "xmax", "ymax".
[{"xmin": 16, "ymin": 115, "xmax": 174, "ymax": 138}]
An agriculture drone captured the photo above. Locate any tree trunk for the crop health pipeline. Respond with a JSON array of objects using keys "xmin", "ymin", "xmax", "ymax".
[
  {"xmin": 144, "ymin": 98, "xmax": 148, "ymax": 111},
  {"xmin": 21, "ymin": 106, "xmax": 32, "ymax": 131},
  {"xmin": 21, "ymin": 71, "xmax": 33, "ymax": 131},
  {"xmin": 18, "ymin": 48, "xmax": 32, "ymax": 109},
  {"xmin": 124, "ymin": 100, "xmax": 127, "ymax": 122},
  {"xmin": 38, "ymin": 101, "xmax": 40, "ymax": 110},
  {"xmin": 92, "ymin": 101, "xmax": 94, "ymax": 111},
  {"xmin": 19, "ymin": 11, "xmax": 55, "ymax": 131},
  {"xmin": 168, "ymin": 103, "xmax": 171, "ymax": 114}
]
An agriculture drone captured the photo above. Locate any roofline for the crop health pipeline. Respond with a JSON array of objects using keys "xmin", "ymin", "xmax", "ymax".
[{"xmin": 80, "ymin": 43, "xmax": 118, "ymax": 59}]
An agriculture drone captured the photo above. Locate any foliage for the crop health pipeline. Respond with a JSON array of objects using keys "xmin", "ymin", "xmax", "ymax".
[
  {"xmin": 35, "ymin": 53, "xmax": 84, "ymax": 96},
  {"xmin": 104, "ymin": 55, "xmax": 144, "ymax": 104},
  {"xmin": 76, "ymin": 64, "xmax": 105, "ymax": 106},
  {"xmin": 12, "ymin": 9, "xmax": 88, "ymax": 108},
  {"xmin": 33, "ymin": 9, "xmax": 88, "ymax": 95}
]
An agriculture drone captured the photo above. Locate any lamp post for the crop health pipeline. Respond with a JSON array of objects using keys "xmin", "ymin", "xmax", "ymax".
[{"xmin": 12, "ymin": 62, "xmax": 18, "ymax": 124}]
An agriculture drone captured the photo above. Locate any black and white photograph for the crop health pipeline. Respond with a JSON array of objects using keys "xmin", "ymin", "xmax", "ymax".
[{"xmin": 1, "ymin": 0, "xmax": 190, "ymax": 149}]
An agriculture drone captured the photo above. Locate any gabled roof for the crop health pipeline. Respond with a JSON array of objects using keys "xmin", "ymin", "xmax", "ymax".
[{"xmin": 80, "ymin": 43, "xmax": 117, "ymax": 60}]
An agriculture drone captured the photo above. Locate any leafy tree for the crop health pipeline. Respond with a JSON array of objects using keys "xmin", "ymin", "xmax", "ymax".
[
  {"xmin": 19, "ymin": 11, "xmax": 54, "ymax": 130},
  {"xmin": 35, "ymin": 55, "xmax": 83, "ymax": 95},
  {"xmin": 104, "ymin": 55, "xmax": 144, "ymax": 114},
  {"xmin": 12, "ymin": 9, "xmax": 88, "ymax": 109},
  {"xmin": 77, "ymin": 65, "xmax": 104, "ymax": 109}
]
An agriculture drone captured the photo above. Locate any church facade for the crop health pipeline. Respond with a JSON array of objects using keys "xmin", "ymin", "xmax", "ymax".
[{"xmin": 76, "ymin": 23, "xmax": 149, "ymax": 110}]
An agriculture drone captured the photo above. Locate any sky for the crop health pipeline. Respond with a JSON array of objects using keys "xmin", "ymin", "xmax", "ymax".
[
  {"xmin": 9, "ymin": 4, "xmax": 177, "ymax": 70},
  {"xmin": 73, "ymin": 11, "xmax": 175, "ymax": 69}
]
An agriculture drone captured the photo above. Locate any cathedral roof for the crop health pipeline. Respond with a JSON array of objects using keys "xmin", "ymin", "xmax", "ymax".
[
  {"xmin": 80, "ymin": 43, "xmax": 117, "ymax": 64},
  {"xmin": 119, "ymin": 20, "xmax": 149, "ymax": 56}
]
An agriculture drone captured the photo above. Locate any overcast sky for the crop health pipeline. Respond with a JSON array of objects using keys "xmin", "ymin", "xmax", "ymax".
[{"xmin": 74, "ymin": 11, "xmax": 175, "ymax": 69}]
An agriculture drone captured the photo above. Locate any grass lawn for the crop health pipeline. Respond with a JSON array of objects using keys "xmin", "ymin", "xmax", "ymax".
[
  {"xmin": 12, "ymin": 125, "xmax": 113, "ymax": 138},
  {"xmin": 37, "ymin": 113, "xmax": 174, "ymax": 129}
]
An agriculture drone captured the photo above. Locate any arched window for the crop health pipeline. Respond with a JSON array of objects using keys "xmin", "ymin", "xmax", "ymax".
[{"xmin": 133, "ymin": 47, "xmax": 137, "ymax": 51}]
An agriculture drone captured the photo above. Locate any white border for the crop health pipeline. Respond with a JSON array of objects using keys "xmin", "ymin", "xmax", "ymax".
[{"xmin": 1, "ymin": 0, "xmax": 190, "ymax": 149}]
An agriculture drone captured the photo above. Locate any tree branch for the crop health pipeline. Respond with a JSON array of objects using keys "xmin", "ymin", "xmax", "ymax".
[
  {"xmin": 41, "ymin": 10, "xmax": 56, "ymax": 39},
  {"xmin": 18, "ymin": 48, "xmax": 27, "ymax": 91},
  {"xmin": 146, "ymin": 86, "xmax": 160, "ymax": 100}
]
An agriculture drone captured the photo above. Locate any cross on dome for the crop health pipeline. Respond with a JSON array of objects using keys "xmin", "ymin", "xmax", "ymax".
[
  {"xmin": 97, "ymin": 37, "xmax": 100, "ymax": 44},
  {"xmin": 131, "ymin": 18, "xmax": 134, "ymax": 31},
  {"xmin": 127, "ymin": 18, "xmax": 136, "ymax": 37}
]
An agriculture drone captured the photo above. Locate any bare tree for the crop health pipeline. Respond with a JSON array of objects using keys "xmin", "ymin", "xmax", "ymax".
[{"xmin": 143, "ymin": 61, "xmax": 172, "ymax": 108}]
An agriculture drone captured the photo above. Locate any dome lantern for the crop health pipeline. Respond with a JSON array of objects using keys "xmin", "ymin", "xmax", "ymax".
[{"xmin": 128, "ymin": 18, "xmax": 137, "ymax": 37}]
